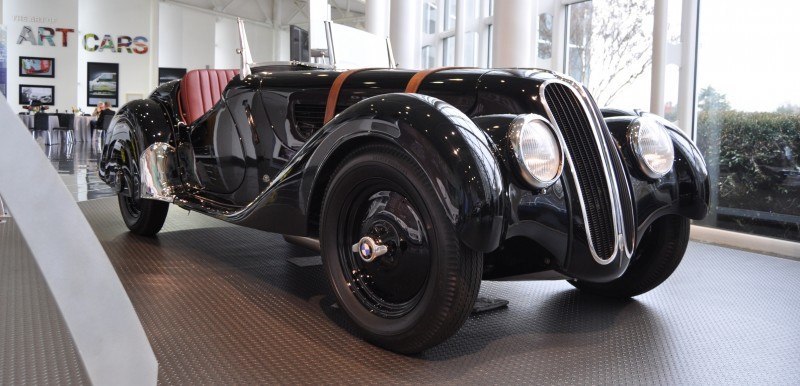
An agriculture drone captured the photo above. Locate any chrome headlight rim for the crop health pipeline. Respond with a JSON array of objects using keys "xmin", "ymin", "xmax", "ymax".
[
  {"xmin": 509, "ymin": 114, "xmax": 565, "ymax": 189},
  {"xmin": 627, "ymin": 116, "xmax": 675, "ymax": 179}
]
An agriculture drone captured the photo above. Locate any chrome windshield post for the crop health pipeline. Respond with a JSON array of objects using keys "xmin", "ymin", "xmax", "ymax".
[{"xmin": 236, "ymin": 18, "xmax": 253, "ymax": 79}]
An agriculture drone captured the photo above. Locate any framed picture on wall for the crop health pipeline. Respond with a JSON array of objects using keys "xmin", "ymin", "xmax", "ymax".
[
  {"xmin": 19, "ymin": 57, "xmax": 55, "ymax": 78},
  {"xmin": 19, "ymin": 84, "xmax": 55, "ymax": 105},
  {"xmin": 87, "ymin": 62, "xmax": 118, "ymax": 107},
  {"xmin": 158, "ymin": 67, "xmax": 186, "ymax": 85}
]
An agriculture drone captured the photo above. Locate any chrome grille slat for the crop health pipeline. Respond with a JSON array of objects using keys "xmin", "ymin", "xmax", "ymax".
[{"xmin": 542, "ymin": 82, "xmax": 617, "ymax": 260}]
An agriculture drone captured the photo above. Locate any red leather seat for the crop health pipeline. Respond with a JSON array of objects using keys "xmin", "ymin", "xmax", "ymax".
[{"xmin": 178, "ymin": 69, "xmax": 239, "ymax": 124}]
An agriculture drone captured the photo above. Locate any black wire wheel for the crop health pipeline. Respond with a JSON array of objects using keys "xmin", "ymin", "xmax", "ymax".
[
  {"xmin": 320, "ymin": 143, "xmax": 482, "ymax": 354},
  {"xmin": 569, "ymin": 214, "xmax": 690, "ymax": 298},
  {"xmin": 118, "ymin": 194, "xmax": 169, "ymax": 236}
]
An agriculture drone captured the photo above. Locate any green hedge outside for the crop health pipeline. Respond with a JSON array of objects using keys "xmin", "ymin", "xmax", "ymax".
[{"xmin": 695, "ymin": 110, "xmax": 800, "ymax": 216}]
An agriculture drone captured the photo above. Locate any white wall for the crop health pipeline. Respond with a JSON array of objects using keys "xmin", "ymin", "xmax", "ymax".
[
  {"xmin": 4, "ymin": 0, "xmax": 79, "ymax": 109},
  {"xmin": 158, "ymin": 2, "xmax": 215, "ymax": 70},
  {"xmin": 3, "ymin": 0, "xmax": 282, "ymax": 112},
  {"xmin": 160, "ymin": 3, "xmax": 275, "ymax": 71},
  {"xmin": 77, "ymin": 0, "xmax": 155, "ymax": 111}
]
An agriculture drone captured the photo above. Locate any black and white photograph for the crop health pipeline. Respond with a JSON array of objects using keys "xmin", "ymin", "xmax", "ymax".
[
  {"xmin": 19, "ymin": 56, "xmax": 54, "ymax": 78},
  {"xmin": 158, "ymin": 67, "xmax": 186, "ymax": 85},
  {"xmin": 87, "ymin": 62, "xmax": 118, "ymax": 107},
  {"xmin": 18, "ymin": 84, "xmax": 54, "ymax": 105}
]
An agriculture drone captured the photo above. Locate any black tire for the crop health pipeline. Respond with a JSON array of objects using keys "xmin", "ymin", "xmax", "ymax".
[
  {"xmin": 320, "ymin": 143, "xmax": 482, "ymax": 354},
  {"xmin": 118, "ymin": 194, "xmax": 169, "ymax": 236},
  {"xmin": 569, "ymin": 215, "xmax": 690, "ymax": 298}
]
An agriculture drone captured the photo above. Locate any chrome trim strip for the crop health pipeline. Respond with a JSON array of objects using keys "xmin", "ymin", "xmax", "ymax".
[
  {"xmin": 236, "ymin": 18, "xmax": 253, "ymax": 79},
  {"xmin": 139, "ymin": 142, "xmax": 178, "ymax": 203},
  {"xmin": 539, "ymin": 80, "xmax": 628, "ymax": 264}
]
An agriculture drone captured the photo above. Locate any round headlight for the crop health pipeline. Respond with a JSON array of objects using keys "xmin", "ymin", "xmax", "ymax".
[
  {"xmin": 627, "ymin": 117, "xmax": 674, "ymax": 178},
  {"xmin": 510, "ymin": 114, "xmax": 564, "ymax": 189}
]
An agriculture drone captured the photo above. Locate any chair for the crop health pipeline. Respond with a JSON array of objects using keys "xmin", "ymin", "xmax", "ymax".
[
  {"xmin": 53, "ymin": 113, "xmax": 75, "ymax": 144},
  {"xmin": 95, "ymin": 109, "xmax": 116, "ymax": 149},
  {"xmin": 31, "ymin": 112, "xmax": 52, "ymax": 145}
]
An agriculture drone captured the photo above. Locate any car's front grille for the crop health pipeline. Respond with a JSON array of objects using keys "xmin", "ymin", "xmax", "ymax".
[{"xmin": 543, "ymin": 82, "xmax": 617, "ymax": 260}]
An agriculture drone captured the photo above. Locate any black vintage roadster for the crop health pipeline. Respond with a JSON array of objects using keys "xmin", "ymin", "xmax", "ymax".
[{"xmin": 99, "ymin": 21, "xmax": 708, "ymax": 353}]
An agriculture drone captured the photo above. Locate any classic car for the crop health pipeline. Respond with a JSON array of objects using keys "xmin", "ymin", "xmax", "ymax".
[{"xmin": 99, "ymin": 20, "xmax": 709, "ymax": 353}]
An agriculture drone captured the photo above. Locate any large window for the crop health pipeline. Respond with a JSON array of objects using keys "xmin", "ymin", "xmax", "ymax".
[
  {"xmin": 442, "ymin": 36, "xmax": 455, "ymax": 66},
  {"xmin": 423, "ymin": 1, "xmax": 438, "ymax": 34},
  {"xmin": 693, "ymin": 0, "xmax": 800, "ymax": 241},
  {"xmin": 565, "ymin": 0, "xmax": 654, "ymax": 109}
]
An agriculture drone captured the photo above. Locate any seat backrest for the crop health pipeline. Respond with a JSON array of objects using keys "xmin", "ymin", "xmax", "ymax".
[
  {"xmin": 57, "ymin": 113, "xmax": 73, "ymax": 128},
  {"xmin": 100, "ymin": 110, "xmax": 115, "ymax": 130},
  {"xmin": 34, "ymin": 113, "xmax": 49, "ymax": 131},
  {"xmin": 178, "ymin": 69, "xmax": 239, "ymax": 124}
]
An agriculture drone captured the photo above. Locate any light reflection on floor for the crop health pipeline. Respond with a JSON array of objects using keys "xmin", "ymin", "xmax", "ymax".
[{"xmin": 38, "ymin": 140, "xmax": 116, "ymax": 202}]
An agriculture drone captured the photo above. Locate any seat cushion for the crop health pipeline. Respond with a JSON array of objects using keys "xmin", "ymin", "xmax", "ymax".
[{"xmin": 178, "ymin": 69, "xmax": 239, "ymax": 124}]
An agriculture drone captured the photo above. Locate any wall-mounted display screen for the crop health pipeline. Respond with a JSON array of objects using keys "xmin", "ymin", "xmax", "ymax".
[
  {"xmin": 20, "ymin": 56, "xmax": 55, "ymax": 78},
  {"xmin": 87, "ymin": 62, "xmax": 118, "ymax": 107},
  {"xmin": 158, "ymin": 67, "xmax": 186, "ymax": 85},
  {"xmin": 19, "ymin": 84, "xmax": 54, "ymax": 105}
]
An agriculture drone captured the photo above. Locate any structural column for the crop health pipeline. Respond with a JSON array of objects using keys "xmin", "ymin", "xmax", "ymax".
[
  {"xmin": 677, "ymin": 0, "xmax": 699, "ymax": 136},
  {"xmin": 492, "ymin": 0, "xmax": 533, "ymax": 67},
  {"xmin": 650, "ymin": 0, "xmax": 668, "ymax": 115},
  {"xmin": 390, "ymin": 0, "xmax": 421, "ymax": 69},
  {"xmin": 365, "ymin": 0, "xmax": 390, "ymax": 38},
  {"xmin": 454, "ymin": 0, "xmax": 466, "ymax": 65}
]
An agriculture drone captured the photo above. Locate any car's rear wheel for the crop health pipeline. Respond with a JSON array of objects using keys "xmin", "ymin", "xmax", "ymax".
[
  {"xmin": 118, "ymin": 194, "xmax": 169, "ymax": 236},
  {"xmin": 320, "ymin": 144, "xmax": 482, "ymax": 354},
  {"xmin": 569, "ymin": 214, "xmax": 690, "ymax": 298}
]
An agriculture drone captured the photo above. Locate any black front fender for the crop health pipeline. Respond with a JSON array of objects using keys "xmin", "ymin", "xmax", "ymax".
[
  {"xmin": 302, "ymin": 93, "xmax": 506, "ymax": 253},
  {"xmin": 603, "ymin": 114, "xmax": 709, "ymax": 236}
]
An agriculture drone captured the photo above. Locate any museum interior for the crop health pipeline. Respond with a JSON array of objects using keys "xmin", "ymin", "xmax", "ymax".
[{"xmin": 1, "ymin": 0, "xmax": 798, "ymax": 384}]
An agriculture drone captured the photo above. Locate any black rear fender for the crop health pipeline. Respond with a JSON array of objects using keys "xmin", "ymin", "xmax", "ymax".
[
  {"xmin": 99, "ymin": 99, "xmax": 177, "ymax": 198},
  {"xmin": 302, "ymin": 93, "xmax": 506, "ymax": 253}
]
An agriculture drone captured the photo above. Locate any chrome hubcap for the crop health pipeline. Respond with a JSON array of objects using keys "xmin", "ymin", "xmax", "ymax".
[{"xmin": 352, "ymin": 236, "xmax": 389, "ymax": 263}]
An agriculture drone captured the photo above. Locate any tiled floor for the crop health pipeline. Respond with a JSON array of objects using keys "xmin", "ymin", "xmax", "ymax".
[
  {"xmin": 2, "ymin": 139, "xmax": 800, "ymax": 384},
  {"xmin": 37, "ymin": 139, "xmax": 116, "ymax": 202}
]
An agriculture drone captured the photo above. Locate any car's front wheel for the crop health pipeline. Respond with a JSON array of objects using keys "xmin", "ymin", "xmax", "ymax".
[
  {"xmin": 569, "ymin": 214, "xmax": 690, "ymax": 298},
  {"xmin": 320, "ymin": 143, "xmax": 482, "ymax": 354},
  {"xmin": 118, "ymin": 194, "xmax": 169, "ymax": 236}
]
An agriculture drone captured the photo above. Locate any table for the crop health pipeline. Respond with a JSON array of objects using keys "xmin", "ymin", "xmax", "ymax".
[
  {"xmin": 73, "ymin": 116, "xmax": 95, "ymax": 142},
  {"xmin": 18, "ymin": 114, "xmax": 60, "ymax": 145},
  {"xmin": 18, "ymin": 114, "xmax": 97, "ymax": 144}
]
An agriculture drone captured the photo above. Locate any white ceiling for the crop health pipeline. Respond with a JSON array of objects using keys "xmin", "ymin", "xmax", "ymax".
[{"xmin": 163, "ymin": 0, "xmax": 365, "ymax": 26}]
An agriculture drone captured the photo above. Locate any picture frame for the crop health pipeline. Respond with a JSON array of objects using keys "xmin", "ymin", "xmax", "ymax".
[
  {"xmin": 19, "ymin": 56, "xmax": 55, "ymax": 78},
  {"xmin": 158, "ymin": 67, "xmax": 187, "ymax": 85},
  {"xmin": 87, "ymin": 62, "xmax": 119, "ymax": 107},
  {"xmin": 19, "ymin": 84, "xmax": 55, "ymax": 105}
]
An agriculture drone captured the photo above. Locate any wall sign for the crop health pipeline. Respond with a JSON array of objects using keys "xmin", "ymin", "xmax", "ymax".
[
  {"xmin": 83, "ymin": 34, "xmax": 148, "ymax": 54},
  {"xmin": 16, "ymin": 25, "xmax": 75, "ymax": 47},
  {"xmin": 14, "ymin": 23, "xmax": 149, "ymax": 54}
]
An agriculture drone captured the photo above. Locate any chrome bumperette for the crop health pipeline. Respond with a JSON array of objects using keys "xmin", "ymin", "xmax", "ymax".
[
  {"xmin": 139, "ymin": 142, "xmax": 179, "ymax": 203},
  {"xmin": 539, "ymin": 79, "xmax": 632, "ymax": 265}
]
